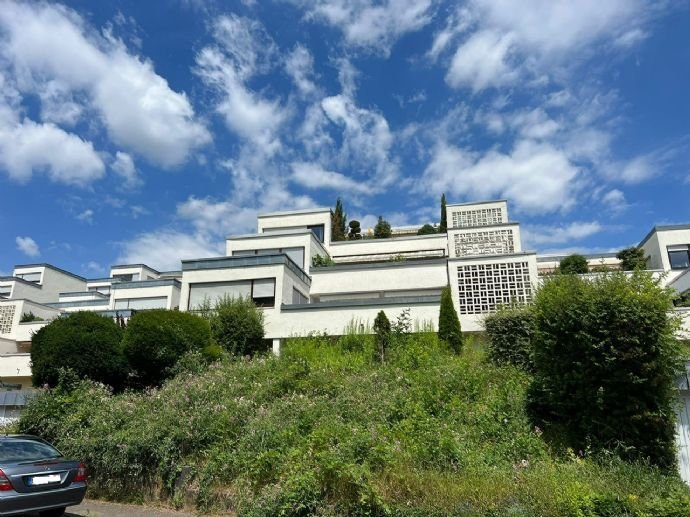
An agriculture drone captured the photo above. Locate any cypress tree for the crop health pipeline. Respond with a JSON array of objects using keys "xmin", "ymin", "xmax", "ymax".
[
  {"xmin": 373, "ymin": 310, "xmax": 391, "ymax": 363},
  {"xmin": 438, "ymin": 285, "xmax": 462, "ymax": 353},
  {"xmin": 439, "ymin": 193, "xmax": 447, "ymax": 233},
  {"xmin": 331, "ymin": 198, "xmax": 347, "ymax": 242}
]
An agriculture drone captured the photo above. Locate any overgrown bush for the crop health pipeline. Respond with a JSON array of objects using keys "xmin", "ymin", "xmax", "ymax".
[
  {"xmin": 373, "ymin": 310, "xmax": 391, "ymax": 362},
  {"xmin": 20, "ymin": 311, "xmax": 41, "ymax": 322},
  {"xmin": 528, "ymin": 272, "xmax": 684, "ymax": 470},
  {"xmin": 31, "ymin": 311, "xmax": 127, "ymax": 390},
  {"xmin": 559, "ymin": 254, "xmax": 589, "ymax": 274},
  {"xmin": 122, "ymin": 310, "xmax": 212, "ymax": 387},
  {"xmin": 374, "ymin": 216, "xmax": 392, "ymax": 238},
  {"xmin": 484, "ymin": 307, "xmax": 535, "ymax": 371},
  {"xmin": 438, "ymin": 286, "xmax": 462, "ymax": 353},
  {"xmin": 19, "ymin": 335, "xmax": 690, "ymax": 515},
  {"xmin": 210, "ymin": 295, "xmax": 266, "ymax": 356}
]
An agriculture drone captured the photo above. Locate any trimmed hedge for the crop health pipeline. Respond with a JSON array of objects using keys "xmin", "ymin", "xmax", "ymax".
[
  {"xmin": 210, "ymin": 296, "xmax": 265, "ymax": 356},
  {"xmin": 31, "ymin": 311, "xmax": 127, "ymax": 390},
  {"xmin": 484, "ymin": 307, "xmax": 535, "ymax": 371},
  {"xmin": 122, "ymin": 310, "xmax": 211, "ymax": 387},
  {"xmin": 528, "ymin": 272, "xmax": 683, "ymax": 470}
]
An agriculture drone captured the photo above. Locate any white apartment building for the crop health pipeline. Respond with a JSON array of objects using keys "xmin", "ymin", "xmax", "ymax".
[{"xmin": 2, "ymin": 200, "xmax": 690, "ymax": 391}]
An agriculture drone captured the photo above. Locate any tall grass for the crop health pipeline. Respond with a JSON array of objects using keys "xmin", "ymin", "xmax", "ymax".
[{"xmin": 18, "ymin": 333, "xmax": 690, "ymax": 516}]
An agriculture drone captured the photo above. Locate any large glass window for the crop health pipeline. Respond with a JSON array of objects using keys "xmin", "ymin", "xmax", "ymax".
[
  {"xmin": 16, "ymin": 272, "xmax": 41, "ymax": 283},
  {"xmin": 283, "ymin": 247, "xmax": 305, "ymax": 268},
  {"xmin": 0, "ymin": 286, "xmax": 10, "ymax": 298},
  {"xmin": 232, "ymin": 247, "xmax": 306, "ymax": 269},
  {"xmin": 112, "ymin": 273, "xmax": 139, "ymax": 282},
  {"xmin": 668, "ymin": 246, "xmax": 690, "ymax": 269},
  {"xmin": 308, "ymin": 224, "xmax": 325, "ymax": 242},
  {"xmin": 189, "ymin": 278, "xmax": 276, "ymax": 309},
  {"xmin": 114, "ymin": 297, "xmax": 167, "ymax": 310},
  {"xmin": 292, "ymin": 288, "xmax": 309, "ymax": 305}
]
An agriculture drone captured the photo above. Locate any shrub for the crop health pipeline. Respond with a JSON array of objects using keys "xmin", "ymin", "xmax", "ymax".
[
  {"xmin": 484, "ymin": 307, "xmax": 535, "ymax": 370},
  {"xmin": 417, "ymin": 223, "xmax": 437, "ymax": 235},
  {"xmin": 311, "ymin": 254, "xmax": 335, "ymax": 267},
  {"xmin": 210, "ymin": 295, "xmax": 266, "ymax": 356},
  {"xmin": 617, "ymin": 246, "xmax": 647, "ymax": 271},
  {"xmin": 528, "ymin": 272, "xmax": 683, "ymax": 470},
  {"xmin": 348, "ymin": 220, "xmax": 362, "ymax": 240},
  {"xmin": 559, "ymin": 254, "xmax": 589, "ymax": 274},
  {"xmin": 122, "ymin": 310, "xmax": 211, "ymax": 387},
  {"xmin": 374, "ymin": 216, "xmax": 392, "ymax": 238},
  {"xmin": 373, "ymin": 310, "xmax": 391, "ymax": 362},
  {"xmin": 438, "ymin": 286, "xmax": 462, "ymax": 353},
  {"xmin": 20, "ymin": 311, "xmax": 41, "ymax": 322},
  {"xmin": 30, "ymin": 311, "xmax": 127, "ymax": 390}
]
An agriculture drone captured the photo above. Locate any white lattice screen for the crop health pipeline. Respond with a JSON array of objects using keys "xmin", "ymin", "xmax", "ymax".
[
  {"xmin": 451, "ymin": 208, "xmax": 503, "ymax": 228},
  {"xmin": 456, "ymin": 261, "xmax": 532, "ymax": 314},
  {"xmin": 0, "ymin": 305, "xmax": 16, "ymax": 334},
  {"xmin": 454, "ymin": 229, "xmax": 515, "ymax": 257}
]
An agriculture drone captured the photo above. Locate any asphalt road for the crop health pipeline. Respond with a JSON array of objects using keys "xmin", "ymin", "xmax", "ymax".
[{"xmin": 23, "ymin": 499, "xmax": 197, "ymax": 517}]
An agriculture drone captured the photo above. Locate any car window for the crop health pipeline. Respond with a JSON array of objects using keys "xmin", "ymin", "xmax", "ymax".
[{"xmin": 0, "ymin": 440, "xmax": 63, "ymax": 463}]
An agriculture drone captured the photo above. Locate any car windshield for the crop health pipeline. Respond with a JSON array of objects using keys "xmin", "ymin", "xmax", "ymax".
[{"xmin": 0, "ymin": 440, "xmax": 63, "ymax": 463}]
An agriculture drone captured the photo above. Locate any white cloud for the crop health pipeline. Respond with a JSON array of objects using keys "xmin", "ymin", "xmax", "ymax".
[
  {"xmin": 290, "ymin": 0, "xmax": 433, "ymax": 54},
  {"xmin": 285, "ymin": 45, "xmax": 317, "ymax": 96},
  {"xmin": 291, "ymin": 161, "xmax": 371, "ymax": 194},
  {"xmin": 195, "ymin": 16, "xmax": 286, "ymax": 155},
  {"xmin": 117, "ymin": 230, "xmax": 223, "ymax": 271},
  {"xmin": 111, "ymin": 151, "xmax": 142, "ymax": 189},
  {"xmin": 522, "ymin": 221, "xmax": 603, "ymax": 247},
  {"xmin": 440, "ymin": 0, "xmax": 655, "ymax": 91},
  {"xmin": 16, "ymin": 236, "xmax": 40, "ymax": 257},
  {"xmin": 76, "ymin": 209, "xmax": 94, "ymax": 224},
  {"xmin": 84, "ymin": 261, "xmax": 105, "ymax": 274},
  {"xmin": 0, "ymin": 1, "xmax": 210, "ymax": 167},
  {"xmin": 421, "ymin": 140, "xmax": 581, "ymax": 214},
  {"xmin": 601, "ymin": 189, "xmax": 627, "ymax": 213}
]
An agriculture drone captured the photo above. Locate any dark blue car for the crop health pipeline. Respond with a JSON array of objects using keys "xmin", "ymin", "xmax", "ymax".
[{"xmin": 0, "ymin": 435, "xmax": 86, "ymax": 516}]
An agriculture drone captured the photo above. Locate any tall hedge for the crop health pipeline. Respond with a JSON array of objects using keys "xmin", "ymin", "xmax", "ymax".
[
  {"xmin": 438, "ymin": 286, "xmax": 462, "ymax": 353},
  {"xmin": 31, "ymin": 311, "xmax": 127, "ymax": 390},
  {"xmin": 210, "ymin": 295, "xmax": 266, "ymax": 356},
  {"xmin": 484, "ymin": 307, "xmax": 535, "ymax": 371},
  {"xmin": 527, "ymin": 272, "xmax": 683, "ymax": 470},
  {"xmin": 122, "ymin": 310, "xmax": 211, "ymax": 387}
]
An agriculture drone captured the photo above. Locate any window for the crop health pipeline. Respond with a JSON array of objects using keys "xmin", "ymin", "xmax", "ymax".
[
  {"xmin": 292, "ymin": 288, "xmax": 309, "ymax": 305},
  {"xmin": 88, "ymin": 286, "xmax": 111, "ymax": 295},
  {"xmin": 668, "ymin": 246, "xmax": 690, "ymax": 270},
  {"xmin": 189, "ymin": 278, "xmax": 276, "ymax": 309},
  {"xmin": 233, "ymin": 247, "xmax": 306, "ymax": 269},
  {"xmin": 308, "ymin": 224, "xmax": 325, "ymax": 242},
  {"xmin": 0, "ymin": 286, "xmax": 11, "ymax": 298},
  {"xmin": 112, "ymin": 273, "xmax": 139, "ymax": 282},
  {"xmin": 114, "ymin": 297, "xmax": 167, "ymax": 310},
  {"xmin": 15, "ymin": 272, "xmax": 41, "ymax": 283}
]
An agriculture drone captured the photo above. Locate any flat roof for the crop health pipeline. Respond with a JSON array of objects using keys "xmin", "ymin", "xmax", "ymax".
[
  {"xmin": 258, "ymin": 206, "xmax": 332, "ymax": 218},
  {"xmin": 281, "ymin": 294, "xmax": 441, "ymax": 311},
  {"xmin": 329, "ymin": 232, "xmax": 446, "ymax": 246},
  {"xmin": 110, "ymin": 263, "xmax": 161, "ymax": 274},
  {"xmin": 111, "ymin": 278, "xmax": 181, "ymax": 289},
  {"xmin": 446, "ymin": 199, "xmax": 507, "ymax": 208},
  {"xmin": 182, "ymin": 254, "xmax": 311, "ymax": 286},
  {"xmin": 536, "ymin": 252, "xmax": 618, "ymax": 262},
  {"xmin": 0, "ymin": 276, "xmax": 42, "ymax": 288},
  {"xmin": 639, "ymin": 224, "xmax": 690, "ymax": 247},
  {"xmin": 13, "ymin": 263, "xmax": 86, "ymax": 282},
  {"xmin": 312, "ymin": 257, "xmax": 448, "ymax": 272}
]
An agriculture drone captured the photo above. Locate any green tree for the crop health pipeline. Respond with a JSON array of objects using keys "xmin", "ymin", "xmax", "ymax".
[
  {"xmin": 210, "ymin": 295, "xmax": 266, "ymax": 356},
  {"xmin": 438, "ymin": 286, "xmax": 462, "ymax": 353},
  {"xmin": 417, "ymin": 224, "xmax": 437, "ymax": 235},
  {"xmin": 348, "ymin": 220, "xmax": 362, "ymax": 240},
  {"xmin": 373, "ymin": 310, "xmax": 391, "ymax": 363},
  {"xmin": 331, "ymin": 198, "xmax": 347, "ymax": 242},
  {"xmin": 559, "ymin": 254, "xmax": 589, "ymax": 274},
  {"xmin": 31, "ymin": 312, "xmax": 127, "ymax": 390},
  {"xmin": 528, "ymin": 272, "xmax": 683, "ymax": 470},
  {"xmin": 122, "ymin": 310, "xmax": 212, "ymax": 387},
  {"xmin": 374, "ymin": 216, "xmax": 392, "ymax": 238},
  {"xmin": 439, "ymin": 193, "xmax": 448, "ymax": 233},
  {"xmin": 617, "ymin": 246, "xmax": 647, "ymax": 271}
]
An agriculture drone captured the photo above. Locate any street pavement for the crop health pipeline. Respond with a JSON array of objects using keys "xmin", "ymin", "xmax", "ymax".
[{"xmin": 23, "ymin": 499, "xmax": 197, "ymax": 516}]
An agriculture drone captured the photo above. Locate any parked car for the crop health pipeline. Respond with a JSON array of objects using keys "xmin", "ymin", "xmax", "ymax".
[{"xmin": 0, "ymin": 435, "xmax": 86, "ymax": 516}]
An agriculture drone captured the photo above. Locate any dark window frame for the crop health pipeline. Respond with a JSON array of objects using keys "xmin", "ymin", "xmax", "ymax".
[{"xmin": 668, "ymin": 246, "xmax": 690, "ymax": 270}]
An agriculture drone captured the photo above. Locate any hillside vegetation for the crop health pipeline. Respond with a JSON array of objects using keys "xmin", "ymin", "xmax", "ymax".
[{"xmin": 18, "ymin": 332, "xmax": 690, "ymax": 516}]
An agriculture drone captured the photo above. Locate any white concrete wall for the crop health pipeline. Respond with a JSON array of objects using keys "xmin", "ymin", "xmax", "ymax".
[
  {"xmin": 310, "ymin": 260, "xmax": 448, "ymax": 299},
  {"xmin": 641, "ymin": 232, "xmax": 663, "ymax": 270},
  {"xmin": 329, "ymin": 234, "xmax": 448, "ymax": 262},
  {"xmin": 227, "ymin": 231, "xmax": 327, "ymax": 273},
  {"xmin": 111, "ymin": 284, "xmax": 180, "ymax": 310},
  {"xmin": 58, "ymin": 292, "xmax": 108, "ymax": 302},
  {"xmin": 0, "ymin": 300, "xmax": 61, "ymax": 341},
  {"xmin": 653, "ymin": 229, "xmax": 690, "ymax": 271},
  {"xmin": 257, "ymin": 209, "xmax": 332, "ymax": 248},
  {"xmin": 2, "ymin": 280, "xmax": 41, "ymax": 301},
  {"xmin": 14, "ymin": 266, "xmax": 87, "ymax": 304},
  {"xmin": 537, "ymin": 255, "xmax": 621, "ymax": 274},
  {"xmin": 448, "ymin": 223, "xmax": 522, "ymax": 258},
  {"xmin": 0, "ymin": 354, "xmax": 32, "ymax": 389},
  {"xmin": 110, "ymin": 265, "xmax": 160, "ymax": 281},
  {"xmin": 266, "ymin": 301, "xmax": 440, "ymax": 338},
  {"xmin": 675, "ymin": 308, "xmax": 690, "ymax": 340}
]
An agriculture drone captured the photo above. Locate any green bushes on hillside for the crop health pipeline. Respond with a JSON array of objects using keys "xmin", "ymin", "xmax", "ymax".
[
  {"xmin": 19, "ymin": 331, "xmax": 690, "ymax": 515},
  {"xmin": 122, "ymin": 310, "xmax": 212, "ymax": 387},
  {"xmin": 209, "ymin": 295, "xmax": 266, "ymax": 356},
  {"xmin": 30, "ymin": 311, "xmax": 127, "ymax": 390},
  {"xmin": 528, "ymin": 272, "xmax": 684, "ymax": 470},
  {"xmin": 485, "ymin": 307, "xmax": 535, "ymax": 371}
]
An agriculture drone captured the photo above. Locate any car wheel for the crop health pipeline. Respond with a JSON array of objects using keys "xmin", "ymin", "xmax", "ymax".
[{"xmin": 39, "ymin": 508, "xmax": 66, "ymax": 517}]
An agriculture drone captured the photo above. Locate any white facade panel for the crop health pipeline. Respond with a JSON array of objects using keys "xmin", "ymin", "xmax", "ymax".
[
  {"xmin": 449, "ymin": 224, "xmax": 521, "ymax": 258},
  {"xmin": 446, "ymin": 200, "xmax": 508, "ymax": 229},
  {"xmin": 227, "ymin": 232, "xmax": 327, "ymax": 273},
  {"xmin": 328, "ymin": 234, "xmax": 448, "ymax": 263},
  {"xmin": 643, "ymin": 228, "xmax": 690, "ymax": 271},
  {"xmin": 257, "ymin": 209, "xmax": 331, "ymax": 249}
]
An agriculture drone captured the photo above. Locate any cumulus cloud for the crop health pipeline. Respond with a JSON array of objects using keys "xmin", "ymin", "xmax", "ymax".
[
  {"xmin": 421, "ymin": 140, "xmax": 581, "ymax": 214},
  {"xmin": 16, "ymin": 236, "xmax": 40, "ymax": 257},
  {"xmin": 291, "ymin": 161, "xmax": 371, "ymax": 194},
  {"xmin": 522, "ymin": 221, "xmax": 603, "ymax": 247},
  {"xmin": 0, "ymin": 1, "xmax": 210, "ymax": 168},
  {"xmin": 440, "ymin": 0, "xmax": 656, "ymax": 91},
  {"xmin": 289, "ymin": 0, "xmax": 433, "ymax": 54},
  {"xmin": 111, "ymin": 151, "xmax": 142, "ymax": 189},
  {"xmin": 285, "ymin": 45, "xmax": 317, "ymax": 96},
  {"xmin": 117, "ymin": 230, "xmax": 223, "ymax": 271},
  {"xmin": 76, "ymin": 209, "xmax": 94, "ymax": 224},
  {"xmin": 601, "ymin": 188, "xmax": 628, "ymax": 213}
]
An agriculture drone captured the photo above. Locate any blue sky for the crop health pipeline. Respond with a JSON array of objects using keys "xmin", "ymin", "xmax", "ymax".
[{"xmin": 1, "ymin": 0, "xmax": 690, "ymax": 274}]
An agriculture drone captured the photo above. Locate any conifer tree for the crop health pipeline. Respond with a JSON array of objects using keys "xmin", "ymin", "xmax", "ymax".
[
  {"xmin": 374, "ymin": 216, "xmax": 392, "ymax": 238},
  {"xmin": 373, "ymin": 310, "xmax": 391, "ymax": 363},
  {"xmin": 439, "ymin": 193, "xmax": 448, "ymax": 233},
  {"xmin": 331, "ymin": 198, "xmax": 347, "ymax": 242},
  {"xmin": 438, "ymin": 285, "xmax": 462, "ymax": 353}
]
